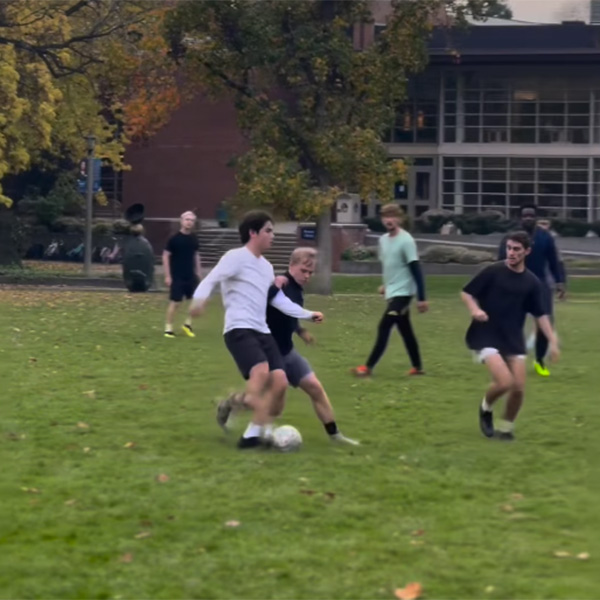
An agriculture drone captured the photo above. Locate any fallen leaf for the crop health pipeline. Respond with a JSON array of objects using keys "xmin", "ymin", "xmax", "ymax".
[
  {"xmin": 119, "ymin": 553, "xmax": 133, "ymax": 563},
  {"xmin": 64, "ymin": 499, "xmax": 77, "ymax": 506},
  {"xmin": 299, "ymin": 489, "xmax": 316, "ymax": 496},
  {"xmin": 410, "ymin": 540, "xmax": 425, "ymax": 546},
  {"xmin": 224, "ymin": 520, "xmax": 241, "ymax": 528},
  {"xmin": 28, "ymin": 357, "xmax": 37, "ymax": 363},
  {"xmin": 156, "ymin": 473, "xmax": 170, "ymax": 483},
  {"xmin": 82, "ymin": 390, "xmax": 96, "ymax": 399},
  {"xmin": 510, "ymin": 493, "xmax": 524, "ymax": 501},
  {"xmin": 577, "ymin": 552, "xmax": 590, "ymax": 561},
  {"xmin": 138, "ymin": 384, "xmax": 148, "ymax": 391},
  {"xmin": 134, "ymin": 531, "xmax": 151, "ymax": 539},
  {"xmin": 501, "ymin": 504, "xmax": 514, "ymax": 512},
  {"xmin": 76, "ymin": 422, "xmax": 90, "ymax": 429},
  {"xmin": 123, "ymin": 442, "xmax": 136, "ymax": 449},
  {"xmin": 411, "ymin": 529, "xmax": 425, "ymax": 537},
  {"xmin": 485, "ymin": 586, "xmax": 495, "ymax": 593},
  {"xmin": 394, "ymin": 582, "xmax": 423, "ymax": 600},
  {"xmin": 140, "ymin": 520, "xmax": 153, "ymax": 527},
  {"xmin": 21, "ymin": 487, "xmax": 40, "ymax": 494},
  {"xmin": 323, "ymin": 491, "xmax": 336, "ymax": 500},
  {"xmin": 83, "ymin": 447, "xmax": 91, "ymax": 453},
  {"xmin": 553, "ymin": 550, "xmax": 571, "ymax": 558}
]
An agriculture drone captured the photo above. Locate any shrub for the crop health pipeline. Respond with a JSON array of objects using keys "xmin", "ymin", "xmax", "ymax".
[
  {"xmin": 452, "ymin": 211, "xmax": 515, "ymax": 235},
  {"xmin": 112, "ymin": 219, "xmax": 131, "ymax": 235},
  {"xmin": 341, "ymin": 244, "xmax": 378, "ymax": 261},
  {"xmin": 49, "ymin": 217, "xmax": 84, "ymax": 234},
  {"xmin": 550, "ymin": 219, "xmax": 592, "ymax": 238},
  {"xmin": 420, "ymin": 245, "xmax": 495, "ymax": 264},
  {"xmin": 414, "ymin": 209, "xmax": 453, "ymax": 233}
]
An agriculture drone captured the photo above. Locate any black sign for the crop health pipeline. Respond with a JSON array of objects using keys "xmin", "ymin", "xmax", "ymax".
[{"xmin": 300, "ymin": 226, "xmax": 317, "ymax": 241}]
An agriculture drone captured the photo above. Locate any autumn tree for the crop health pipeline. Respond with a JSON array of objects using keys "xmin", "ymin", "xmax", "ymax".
[
  {"xmin": 166, "ymin": 0, "xmax": 507, "ymax": 293},
  {"xmin": 0, "ymin": 0, "xmax": 180, "ymax": 209}
]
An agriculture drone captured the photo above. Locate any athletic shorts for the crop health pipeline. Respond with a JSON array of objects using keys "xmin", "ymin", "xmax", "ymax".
[
  {"xmin": 224, "ymin": 329, "xmax": 284, "ymax": 380},
  {"xmin": 474, "ymin": 347, "xmax": 526, "ymax": 364},
  {"xmin": 170, "ymin": 279, "xmax": 198, "ymax": 302},
  {"xmin": 282, "ymin": 349, "xmax": 313, "ymax": 388}
]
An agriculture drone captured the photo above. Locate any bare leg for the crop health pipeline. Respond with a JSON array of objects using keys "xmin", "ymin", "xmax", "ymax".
[
  {"xmin": 165, "ymin": 301, "xmax": 178, "ymax": 329},
  {"xmin": 298, "ymin": 373, "xmax": 335, "ymax": 424},
  {"xmin": 243, "ymin": 363, "xmax": 271, "ymax": 426},
  {"xmin": 504, "ymin": 357, "xmax": 526, "ymax": 423},
  {"xmin": 483, "ymin": 354, "xmax": 514, "ymax": 407}
]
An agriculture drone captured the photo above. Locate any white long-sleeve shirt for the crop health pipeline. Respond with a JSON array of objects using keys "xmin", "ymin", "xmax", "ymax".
[{"xmin": 193, "ymin": 246, "xmax": 314, "ymax": 334}]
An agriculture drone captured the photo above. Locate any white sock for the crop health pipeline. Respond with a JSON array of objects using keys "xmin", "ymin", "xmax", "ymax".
[
  {"xmin": 497, "ymin": 419, "xmax": 514, "ymax": 433},
  {"xmin": 262, "ymin": 424, "xmax": 274, "ymax": 440},
  {"xmin": 481, "ymin": 397, "xmax": 493, "ymax": 412},
  {"xmin": 165, "ymin": 323, "xmax": 173, "ymax": 332},
  {"xmin": 243, "ymin": 422, "xmax": 262, "ymax": 439},
  {"xmin": 184, "ymin": 317, "xmax": 192, "ymax": 327}
]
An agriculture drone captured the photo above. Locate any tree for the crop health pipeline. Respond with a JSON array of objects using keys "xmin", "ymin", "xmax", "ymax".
[
  {"xmin": 166, "ymin": 0, "xmax": 508, "ymax": 294},
  {"xmin": 481, "ymin": 0, "xmax": 512, "ymax": 20},
  {"xmin": 0, "ymin": 0, "xmax": 179, "ymax": 208}
]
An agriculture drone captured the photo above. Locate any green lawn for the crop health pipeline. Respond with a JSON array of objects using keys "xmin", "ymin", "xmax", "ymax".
[{"xmin": 0, "ymin": 279, "xmax": 599, "ymax": 599}]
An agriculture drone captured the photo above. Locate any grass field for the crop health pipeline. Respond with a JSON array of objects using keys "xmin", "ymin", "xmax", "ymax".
[{"xmin": 1, "ymin": 277, "xmax": 599, "ymax": 599}]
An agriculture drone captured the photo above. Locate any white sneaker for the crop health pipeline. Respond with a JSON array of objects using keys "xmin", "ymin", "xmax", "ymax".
[{"xmin": 330, "ymin": 432, "xmax": 360, "ymax": 446}]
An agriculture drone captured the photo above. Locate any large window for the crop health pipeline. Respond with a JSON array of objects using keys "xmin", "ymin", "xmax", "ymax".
[
  {"xmin": 442, "ymin": 157, "xmax": 591, "ymax": 219},
  {"xmin": 444, "ymin": 73, "xmax": 599, "ymax": 145},
  {"xmin": 387, "ymin": 77, "xmax": 439, "ymax": 144}
]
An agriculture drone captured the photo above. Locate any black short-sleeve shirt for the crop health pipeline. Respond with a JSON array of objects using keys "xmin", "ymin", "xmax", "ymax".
[
  {"xmin": 165, "ymin": 232, "xmax": 199, "ymax": 281},
  {"xmin": 463, "ymin": 261, "xmax": 545, "ymax": 356}
]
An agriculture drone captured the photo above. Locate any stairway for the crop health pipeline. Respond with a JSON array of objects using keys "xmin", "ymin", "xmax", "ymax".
[{"xmin": 198, "ymin": 228, "xmax": 298, "ymax": 272}]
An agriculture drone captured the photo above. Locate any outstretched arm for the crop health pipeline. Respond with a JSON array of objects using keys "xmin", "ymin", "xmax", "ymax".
[{"xmin": 270, "ymin": 290, "xmax": 322, "ymax": 322}]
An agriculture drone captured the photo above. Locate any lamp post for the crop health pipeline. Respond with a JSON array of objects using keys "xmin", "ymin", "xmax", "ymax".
[{"xmin": 84, "ymin": 135, "xmax": 96, "ymax": 277}]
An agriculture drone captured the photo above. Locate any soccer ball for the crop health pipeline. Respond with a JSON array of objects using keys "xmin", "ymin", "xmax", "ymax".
[{"xmin": 272, "ymin": 425, "xmax": 302, "ymax": 452}]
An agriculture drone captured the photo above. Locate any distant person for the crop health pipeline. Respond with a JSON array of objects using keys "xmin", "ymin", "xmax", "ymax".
[
  {"xmin": 498, "ymin": 206, "xmax": 565, "ymax": 376},
  {"xmin": 351, "ymin": 203, "xmax": 428, "ymax": 378},
  {"xmin": 163, "ymin": 211, "xmax": 201, "ymax": 338}
]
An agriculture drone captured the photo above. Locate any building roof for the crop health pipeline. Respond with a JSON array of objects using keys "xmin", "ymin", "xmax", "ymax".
[{"xmin": 429, "ymin": 22, "xmax": 600, "ymax": 64}]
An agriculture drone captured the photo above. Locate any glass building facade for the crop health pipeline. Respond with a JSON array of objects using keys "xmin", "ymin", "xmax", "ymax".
[{"xmin": 384, "ymin": 69, "xmax": 600, "ymax": 222}]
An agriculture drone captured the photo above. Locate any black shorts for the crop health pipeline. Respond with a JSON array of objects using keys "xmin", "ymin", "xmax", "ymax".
[
  {"xmin": 169, "ymin": 279, "xmax": 198, "ymax": 302},
  {"xmin": 224, "ymin": 329, "xmax": 284, "ymax": 380}
]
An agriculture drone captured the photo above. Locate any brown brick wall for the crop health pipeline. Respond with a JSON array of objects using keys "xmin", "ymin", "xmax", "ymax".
[{"xmin": 122, "ymin": 93, "xmax": 245, "ymax": 221}]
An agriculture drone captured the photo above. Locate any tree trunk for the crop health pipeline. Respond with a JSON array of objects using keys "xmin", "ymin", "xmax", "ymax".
[
  {"xmin": 0, "ymin": 209, "xmax": 24, "ymax": 266},
  {"xmin": 312, "ymin": 208, "xmax": 333, "ymax": 295}
]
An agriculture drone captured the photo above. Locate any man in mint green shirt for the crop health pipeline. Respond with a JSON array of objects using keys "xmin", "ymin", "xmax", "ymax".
[{"xmin": 352, "ymin": 203, "xmax": 428, "ymax": 377}]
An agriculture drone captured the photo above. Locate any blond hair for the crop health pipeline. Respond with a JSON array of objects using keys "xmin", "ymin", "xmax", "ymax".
[
  {"xmin": 290, "ymin": 247, "xmax": 317, "ymax": 266},
  {"xmin": 180, "ymin": 211, "xmax": 196, "ymax": 220}
]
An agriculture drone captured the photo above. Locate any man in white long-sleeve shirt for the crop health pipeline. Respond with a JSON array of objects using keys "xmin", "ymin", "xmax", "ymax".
[{"xmin": 190, "ymin": 211, "xmax": 323, "ymax": 449}]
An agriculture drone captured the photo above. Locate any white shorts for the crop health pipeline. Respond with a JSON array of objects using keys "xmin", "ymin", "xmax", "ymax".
[{"xmin": 474, "ymin": 347, "xmax": 526, "ymax": 364}]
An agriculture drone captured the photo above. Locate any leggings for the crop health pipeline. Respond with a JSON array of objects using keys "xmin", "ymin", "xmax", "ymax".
[{"xmin": 366, "ymin": 296, "xmax": 422, "ymax": 370}]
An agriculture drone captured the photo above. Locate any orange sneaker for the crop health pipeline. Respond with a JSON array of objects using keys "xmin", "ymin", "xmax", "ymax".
[
  {"xmin": 408, "ymin": 368, "xmax": 425, "ymax": 376},
  {"xmin": 351, "ymin": 365, "xmax": 372, "ymax": 377}
]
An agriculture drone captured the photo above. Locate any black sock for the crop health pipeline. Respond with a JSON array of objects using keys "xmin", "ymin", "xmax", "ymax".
[{"xmin": 324, "ymin": 421, "xmax": 338, "ymax": 435}]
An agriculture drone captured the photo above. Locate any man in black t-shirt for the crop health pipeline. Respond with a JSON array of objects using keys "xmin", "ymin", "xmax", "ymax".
[
  {"xmin": 162, "ymin": 211, "xmax": 201, "ymax": 338},
  {"xmin": 461, "ymin": 231, "xmax": 560, "ymax": 441}
]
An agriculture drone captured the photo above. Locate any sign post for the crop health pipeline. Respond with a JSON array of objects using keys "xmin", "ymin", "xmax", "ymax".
[{"xmin": 83, "ymin": 135, "xmax": 96, "ymax": 277}]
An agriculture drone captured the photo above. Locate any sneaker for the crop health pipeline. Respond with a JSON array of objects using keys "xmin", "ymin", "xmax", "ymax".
[
  {"xmin": 534, "ymin": 361, "xmax": 550, "ymax": 377},
  {"xmin": 494, "ymin": 431, "xmax": 515, "ymax": 442},
  {"xmin": 408, "ymin": 367, "xmax": 425, "ymax": 376},
  {"xmin": 237, "ymin": 436, "xmax": 270, "ymax": 449},
  {"xmin": 351, "ymin": 365, "xmax": 372, "ymax": 377},
  {"xmin": 479, "ymin": 406, "xmax": 494, "ymax": 438},
  {"xmin": 182, "ymin": 324, "xmax": 195, "ymax": 338},
  {"xmin": 164, "ymin": 330, "xmax": 175, "ymax": 338},
  {"xmin": 216, "ymin": 392, "xmax": 246, "ymax": 430},
  {"xmin": 330, "ymin": 432, "xmax": 360, "ymax": 446}
]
